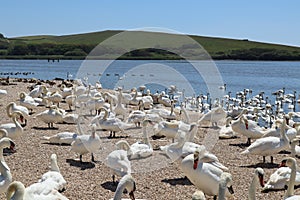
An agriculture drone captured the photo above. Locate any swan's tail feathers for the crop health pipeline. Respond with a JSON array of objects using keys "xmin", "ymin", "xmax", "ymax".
[{"xmin": 241, "ymin": 149, "xmax": 250, "ymax": 155}]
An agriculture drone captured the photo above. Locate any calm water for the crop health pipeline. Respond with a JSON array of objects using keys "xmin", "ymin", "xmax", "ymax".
[{"xmin": 0, "ymin": 59, "xmax": 300, "ymax": 107}]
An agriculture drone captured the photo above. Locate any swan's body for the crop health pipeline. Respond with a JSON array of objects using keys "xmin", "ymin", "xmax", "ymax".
[
  {"xmin": 181, "ymin": 150, "xmax": 232, "ymax": 198},
  {"xmin": 219, "ymin": 117, "xmax": 237, "ymax": 139},
  {"xmin": 62, "ymin": 113, "xmax": 79, "ymax": 124},
  {"xmin": 6, "ymin": 102, "xmax": 29, "ymax": 126},
  {"xmin": 44, "ymin": 91, "xmax": 63, "ymax": 107},
  {"xmin": 0, "ymin": 137, "xmax": 15, "ymax": 193},
  {"xmin": 42, "ymin": 132, "xmax": 76, "ymax": 145},
  {"xmin": 19, "ymin": 92, "xmax": 39, "ymax": 112},
  {"xmin": 198, "ymin": 107, "xmax": 226, "ymax": 127},
  {"xmin": 105, "ymin": 149, "xmax": 131, "ymax": 183},
  {"xmin": 34, "ymin": 105, "xmax": 63, "ymax": 128},
  {"xmin": 6, "ymin": 181, "xmax": 69, "ymax": 200},
  {"xmin": 153, "ymin": 120, "xmax": 192, "ymax": 140},
  {"xmin": 28, "ymin": 85, "xmax": 47, "ymax": 98},
  {"xmin": 71, "ymin": 123, "xmax": 100, "ymax": 162},
  {"xmin": 0, "ymin": 111, "xmax": 23, "ymax": 140},
  {"xmin": 241, "ymin": 118, "xmax": 289, "ymax": 163},
  {"xmin": 113, "ymin": 90, "xmax": 127, "ymax": 120},
  {"xmin": 127, "ymin": 110, "xmax": 146, "ymax": 127}
]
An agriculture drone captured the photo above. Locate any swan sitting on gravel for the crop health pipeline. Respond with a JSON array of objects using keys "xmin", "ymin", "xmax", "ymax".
[
  {"xmin": 0, "ymin": 137, "xmax": 15, "ymax": 193},
  {"xmin": 198, "ymin": 106, "xmax": 227, "ymax": 127},
  {"xmin": 0, "ymin": 111, "xmax": 23, "ymax": 140},
  {"xmin": 28, "ymin": 85, "xmax": 47, "ymax": 98},
  {"xmin": 6, "ymin": 181, "xmax": 69, "ymax": 200},
  {"xmin": 42, "ymin": 131, "xmax": 77, "ymax": 145},
  {"xmin": 19, "ymin": 92, "xmax": 39, "ymax": 113},
  {"xmin": 34, "ymin": 105, "xmax": 63, "ymax": 128},
  {"xmin": 6, "ymin": 102, "xmax": 29, "ymax": 126}
]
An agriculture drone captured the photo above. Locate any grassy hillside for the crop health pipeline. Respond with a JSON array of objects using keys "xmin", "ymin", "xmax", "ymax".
[{"xmin": 1, "ymin": 30, "xmax": 300, "ymax": 60}]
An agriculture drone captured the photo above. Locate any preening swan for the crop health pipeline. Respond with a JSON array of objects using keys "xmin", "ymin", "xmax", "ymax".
[
  {"xmin": 218, "ymin": 117, "xmax": 237, "ymax": 139},
  {"xmin": 6, "ymin": 102, "xmax": 29, "ymax": 126},
  {"xmin": 248, "ymin": 168, "xmax": 265, "ymax": 200},
  {"xmin": 19, "ymin": 92, "xmax": 39, "ymax": 113},
  {"xmin": 0, "ymin": 137, "xmax": 15, "ymax": 193},
  {"xmin": 181, "ymin": 150, "xmax": 232, "ymax": 199},
  {"xmin": 110, "ymin": 174, "xmax": 136, "ymax": 200},
  {"xmin": 0, "ymin": 111, "xmax": 23, "ymax": 140},
  {"xmin": 71, "ymin": 123, "xmax": 101, "ymax": 162}
]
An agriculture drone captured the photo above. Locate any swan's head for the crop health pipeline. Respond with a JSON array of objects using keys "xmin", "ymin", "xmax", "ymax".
[
  {"xmin": 220, "ymin": 172, "xmax": 234, "ymax": 195},
  {"xmin": 0, "ymin": 137, "xmax": 16, "ymax": 152},
  {"xmin": 193, "ymin": 150, "xmax": 200, "ymax": 170},
  {"xmin": 119, "ymin": 174, "xmax": 136, "ymax": 200},
  {"xmin": 254, "ymin": 167, "xmax": 265, "ymax": 187},
  {"xmin": 280, "ymin": 157, "xmax": 296, "ymax": 168}
]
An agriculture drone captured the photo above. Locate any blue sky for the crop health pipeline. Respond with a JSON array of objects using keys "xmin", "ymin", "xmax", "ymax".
[{"xmin": 2, "ymin": 0, "xmax": 299, "ymax": 47}]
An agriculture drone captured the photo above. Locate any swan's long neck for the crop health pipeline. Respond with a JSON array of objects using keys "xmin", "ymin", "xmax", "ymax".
[
  {"xmin": 6, "ymin": 181, "xmax": 25, "ymax": 200},
  {"xmin": 181, "ymin": 107, "xmax": 190, "ymax": 124},
  {"xmin": 286, "ymin": 160, "xmax": 297, "ymax": 198},
  {"xmin": 142, "ymin": 123, "xmax": 151, "ymax": 148},
  {"xmin": 248, "ymin": 174, "xmax": 258, "ymax": 200},
  {"xmin": 77, "ymin": 117, "xmax": 84, "ymax": 135},
  {"xmin": 50, "ymin": 154, "xmax": 60, "ymax": 173},
  {"xmin": 280, "ymin": 119, "xmax": 289, "ymax": 143},
  {"xmin": 218, "ymin": 178, "xmax": 228, "ymax": 200},
  {"xmin": 6, "ymin": 103, "xmax": 13, "ymax": 118},
  {"xmin": 13, "ymin": 114, "xmax": 21, "ymax": 129},
  {"xmin": 0, "ymin": 160, "xmax": 10, "ymax": 175}
]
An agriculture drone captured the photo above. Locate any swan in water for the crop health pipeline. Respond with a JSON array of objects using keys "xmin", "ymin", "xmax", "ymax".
[
  {"xmin": 279, "ymin": 157, "xmax": 300, "ymax": 199},
  {"xmin": 6, "ymin": 181, "xmax": 69, "ymax": 200},
  {"xmin": 116, "ymin": 120, "xmax": 153, "ymax": 160},
  {"xmin": 71, "ymin": 122, "xmax": 101, "ymax": 162},
  {"xmin": 181, "ymin": 150, "xmax": 233, "ymax": 199},
  {"xmin": 110, "ymin": 174, "xmax": 136, "ymax": 200},
  {"xmin": 241, "ymin": 118, "xmax": 290, "ymax": 163},
  {"xmin": 248, "ymin": 168, "xmax": 265, "ymax": 200},
  {"xmin": 0, "ymin": 111, "xmax": 23, "ymax": 140},
  {"xmin": 34, "ymin": 105, "xmax": 63, "ymax": 128},
  {"xmin": 0, "ymin": 137, "xmax": 15, "ymax": 193}
]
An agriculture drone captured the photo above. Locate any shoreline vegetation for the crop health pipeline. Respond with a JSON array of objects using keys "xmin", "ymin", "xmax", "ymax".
[{"xmin": 1, "ymin": 30, "xmax": 300, "ymax": 61}]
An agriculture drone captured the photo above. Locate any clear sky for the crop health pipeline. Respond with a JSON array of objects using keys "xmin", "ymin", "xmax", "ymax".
[{"xmin": 2, "ymin": 0, "xmax": 299, "ymax": 47}]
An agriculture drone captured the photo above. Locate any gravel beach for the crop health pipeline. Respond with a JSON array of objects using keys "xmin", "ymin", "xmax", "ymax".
[{"xmin": 0, "ymin": 78, "xmax": 298, "ymax": 200}]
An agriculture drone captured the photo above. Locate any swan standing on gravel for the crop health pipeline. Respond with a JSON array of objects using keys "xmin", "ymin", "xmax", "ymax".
[
  {"xmin": 34, "ymin": 105, "xmax": 63, "ymax": 128},
  {"xmin": 248, "ymin": 168, "xmax": 265, "ymax": 200},
  {"xmin": 71, "ymin": 123, "xmax": 101, "ymax": 162},
  {"xmin": 0, "ymin": 111, "xmax": 23, "ymax": 140},
  {"xmin": 241, "ymin": 118, "xmax": 290, "ymax": 163},
  {"xmin": 0, "ymin": 137, "xmax": 15, "ymax": 193},
  {"xmin": 111, "ymin": 174, "xmax": 136, "ymax": 200},
  {"xmin": 181, "ymin": 150, "xmax": 232, "ymax": 199},
  {"xmin": 116, "ymin": 120, "xmax": 153, "ymax": 160}
]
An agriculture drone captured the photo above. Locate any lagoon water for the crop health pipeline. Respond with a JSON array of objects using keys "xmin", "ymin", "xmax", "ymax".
[{"xmin": 1, "ymin": 59, "xmax": 300, "ymax": 110}]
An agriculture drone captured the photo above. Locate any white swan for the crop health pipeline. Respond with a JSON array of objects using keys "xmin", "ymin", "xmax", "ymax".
[
  {"xmin": 62, "ymin": 113, "xmax": 79, "ymax": 124},
  {"xmin": 41, "ymin": 131, "xmax": 76, "ymax": 145},
  {"xmin": 65, "ymin": 94, "xmax": 76, "ymax": 111},
  {"xmin": 0, "ymin": 111, "xmax": 23, "ymax": 140},
  {"xmin": 248, "ymin": 168, "xmax": 265, "ymax": 200},
  {"xmin": 218, "ymin": 117, "xmax": 237, "ymax": 139},
  {"xmin": 113, "ymin": 89, "xmax": 127, "ymax": 120},
  {"xmin": 6, "ymin": 181, "xmax": 69, "ymax": 200},
  {"xmin": 6, "ymin": 102, "xmax": 29, "ymax": 126},
  {"xmin": 290, "ymin": 137, "xmax": 300, "ymax": 158},
  {"xmin": 241, "ymin": 118, "xmax": 289, "ymax": 163},
  {"xmin": 116, "ymin": 120, "xmax": 153, "ymax": 160},
  {"xmin": 19, "ymin": 92, "xmax": 39, "ymax": 113},
  {"xmin": 181, "ymin": 150, "xmax": 233, "ymax": 199},
  {"xmin": 280, "ymin": 157, "xmax": 300, "ymax": 199},
  {"xmin": 71, "ymin": 123, "xmax": 101, "ymax": 162},
  {"xmin": 95, "ymin": 107, "xmax": 132, "ymax": 138},
  {"xmin": 218, "ymin": 172, "xmax": 234, "ymax": 200},
  {"xmin": 34, "ymin": 105, "xmax": 63, "ymax": 128},
  {"xmin": 0, "ymin": 137, "xmax": 15, "ymax": 193},
  {"xmin": 153, "ymin": 120, "xmax": 192, "ymax": 141},
  {"xmin": 110, "ymin": 174, "xmax": 136, "ymax": 200},
  {"xmin": 0, "ymin": 89, "xmax": 7, "ymax": 99},
  {"xmin": 28, "ymin": 85, "xmax": 47, "ymax": 98},
  {"xmin": 44, "ymin": 91, "xmax": 63, "ymax": 107},
  {"xmin": 127, "ymin": 110, "xmax": 146, "ymax": 127},
  {"xmin": 105, "ymin": 149, "xmax": 131, "ymax": 183},
  {"xmin": 198, "ymin": 106, "xmax": 227, "ymax": 127},
  {"xmin": 192, "ymin": 190, "xmax": 206, "ymax": 200},
  {"xmin": 38, "ymin": 154, "xmax": 67, "ymax": 192}
]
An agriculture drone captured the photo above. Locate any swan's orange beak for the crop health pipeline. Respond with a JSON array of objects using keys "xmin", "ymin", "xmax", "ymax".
[
  {"xmin": 245, "ymin": 122, "xmax": 248, "ymax": 130},
  {"xmin": 279, "ymin": 160, "xmax": 287, "ymax": 168},
  {"xmin": 259, "ymin": 174, "xmax": 264, "ymax": 187},
  {"xmin": 193, "ymin": 158, "xmax": 198, "ymax": 170}
]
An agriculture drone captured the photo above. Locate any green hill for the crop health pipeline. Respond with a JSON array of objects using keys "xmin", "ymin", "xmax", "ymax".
[{"xmin": 1, "ymin": 30, "xmax": 300, "ymax": 60}]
